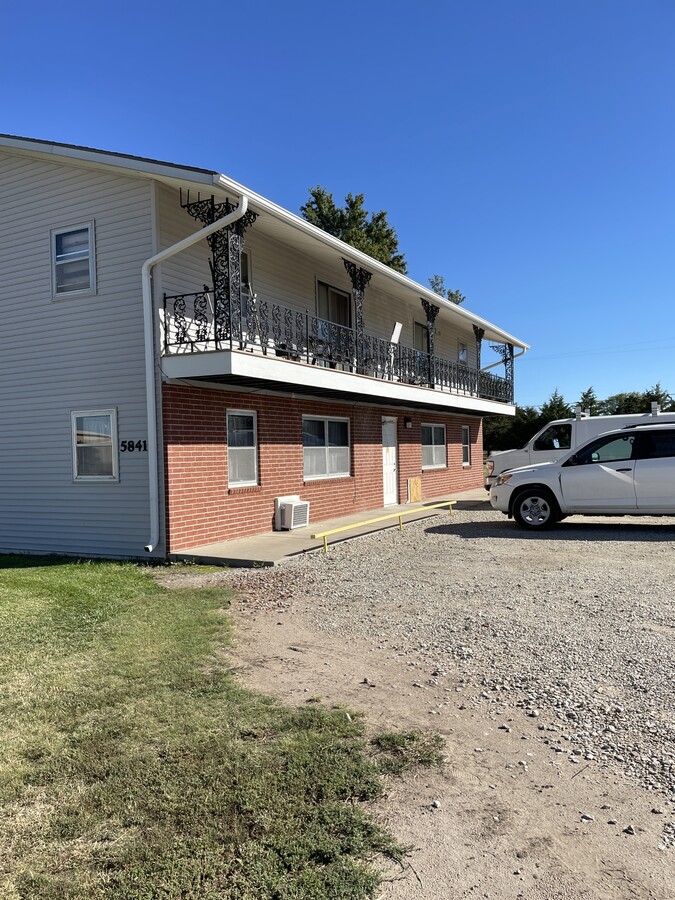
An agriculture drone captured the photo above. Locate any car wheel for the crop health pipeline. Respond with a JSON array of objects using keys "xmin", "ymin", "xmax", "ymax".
[{"xmin": 512, "ymin": 488, "xmax": 560, "ymax": 530}]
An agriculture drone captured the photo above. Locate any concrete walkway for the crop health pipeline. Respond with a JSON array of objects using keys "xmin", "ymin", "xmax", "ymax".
[{"xmin": 171, "ymin": 488, "xmax": 490, "ymax": 567}]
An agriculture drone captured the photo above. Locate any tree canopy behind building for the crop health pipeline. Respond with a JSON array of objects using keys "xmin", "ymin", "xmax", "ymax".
[
  {"xmin": 483, "ymin": 384, "xmax": 675, "ymax": 453},
  {"xmin": 428, "ymin": 275, "xmax": 465, "ymax": 305},
  {"xmin": 300, "ymin": 187, "xmax": 408, "ymax": 274}
]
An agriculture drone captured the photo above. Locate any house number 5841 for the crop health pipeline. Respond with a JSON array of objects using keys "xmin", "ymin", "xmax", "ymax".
[{"xmin": 120, "ymin": 440, "xmax": 148, "ymax": 452}]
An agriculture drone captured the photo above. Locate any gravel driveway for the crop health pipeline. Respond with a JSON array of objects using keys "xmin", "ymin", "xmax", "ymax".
[{"xmin": 229, "ymin": 506, "xmax": 675, "ymax": 832}]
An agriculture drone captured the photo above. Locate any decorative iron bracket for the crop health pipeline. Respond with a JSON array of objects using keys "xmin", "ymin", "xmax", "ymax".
[
  {"xmin": 182, "ymin": 193, "xmax": 258, "ymax": 346},
  {"xmin": 343, "ymin": 260, "xmax": 372, "ymax": 369},
  {"xmin": 489, "ymin": 341, "xmax": 515, "ymax": 402},
  {"xmin": 473, "ymin": 325, "xmax": 485, "ymax": 371}
]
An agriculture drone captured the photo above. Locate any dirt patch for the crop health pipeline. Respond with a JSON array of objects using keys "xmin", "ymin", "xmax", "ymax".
[{"xmin": 226, "ymin": 601, "xmax": 673, "ymax": 899}]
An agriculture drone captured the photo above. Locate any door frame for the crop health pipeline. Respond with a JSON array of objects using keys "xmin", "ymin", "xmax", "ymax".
[{"xmin": 381, "ymin": 416, "xmax": 399, "ymax": 505}]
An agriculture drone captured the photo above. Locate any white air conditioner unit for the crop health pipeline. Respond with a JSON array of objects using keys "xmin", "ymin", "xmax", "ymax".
[
  {"xmin": 275, "ymin": 495, "xmax": 299, "ymax": 530},
  {"xmin": 280, "ymin": 500, "xmax": 310, "ymax": 530}
]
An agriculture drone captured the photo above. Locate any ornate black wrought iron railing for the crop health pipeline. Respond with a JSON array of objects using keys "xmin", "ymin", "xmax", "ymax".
[{"xmin": 162, "ymin": 290, "xmax": 513, "ymax": 403}]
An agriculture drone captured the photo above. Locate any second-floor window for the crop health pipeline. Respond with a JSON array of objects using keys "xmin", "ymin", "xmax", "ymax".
[
  {"xmin": 317, "ymin": 282, "xmax": 351, "ymax": 328},
  {"xmin": 241, "ymin": 250, "xmax": 252, "ymax": 297},
  {"xmin": 458, "ymin": 342, "xmax": 468, "ymax": 365},
  {"xmin": 414, "ymin": 322, "xmax": 429, "ymax": 354},
  {"xmin": 51, "ymin": 223, "xmax": 96, "ymax": 297}
]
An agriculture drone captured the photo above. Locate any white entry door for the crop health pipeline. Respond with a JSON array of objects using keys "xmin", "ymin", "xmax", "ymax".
[{"xmin": 382, "ymin": 417, "xmax": 398, "ymax": 505}]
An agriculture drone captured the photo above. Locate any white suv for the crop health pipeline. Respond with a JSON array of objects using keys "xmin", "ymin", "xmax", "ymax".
[{"xmin": 489, "ymin": 423, "xmax": 675, "ymax": 529}]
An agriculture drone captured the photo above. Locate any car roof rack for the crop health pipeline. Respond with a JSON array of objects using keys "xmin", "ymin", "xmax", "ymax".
[{"xmin": 622, "ymin": 420, "xmax": 675, "ymax": 430}]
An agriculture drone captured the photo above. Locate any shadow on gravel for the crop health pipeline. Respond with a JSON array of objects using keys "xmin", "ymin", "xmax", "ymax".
[
  {"xmin": 451, "ymin": 499, "xmax": 492, "ymax": 511},
  {"xmin": 426, "ymin": 518, "xmax": 675, "ymax": 543}
]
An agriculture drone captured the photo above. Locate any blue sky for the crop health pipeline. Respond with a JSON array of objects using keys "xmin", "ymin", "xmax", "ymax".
[{"xmin": 3, "ymin": 0, "xmax": 674, "ymax": 408}]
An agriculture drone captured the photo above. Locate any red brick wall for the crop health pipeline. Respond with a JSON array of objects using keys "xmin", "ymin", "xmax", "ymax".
[{"xmin": 163, "ymin": 384, "xmax": 484, "ymax": 550}]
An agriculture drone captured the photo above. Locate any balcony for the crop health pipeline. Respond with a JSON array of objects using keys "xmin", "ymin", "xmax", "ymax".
[{"xmin": 161, "ymin": 290, "xmax": 514, "ymax": 406}]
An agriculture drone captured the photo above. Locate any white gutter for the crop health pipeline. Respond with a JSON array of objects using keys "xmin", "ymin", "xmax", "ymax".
[
  {"xmin": 141, "ymin": 194, "xmax": 249, "ymax": 553},
  {"xmin": 481, "ymin": 345, "xmax": 527, "ymax": 372}
]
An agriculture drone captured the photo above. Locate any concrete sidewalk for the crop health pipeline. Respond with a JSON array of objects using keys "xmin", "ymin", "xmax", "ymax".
[{"xmin": 171, "ymin": 488, "xmax": 490, "ymax": 567}]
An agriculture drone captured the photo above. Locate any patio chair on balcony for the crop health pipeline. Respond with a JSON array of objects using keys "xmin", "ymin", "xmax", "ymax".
[{"xmin": 275, "ymin": 341, "xmax": 301, "ymax": 361}]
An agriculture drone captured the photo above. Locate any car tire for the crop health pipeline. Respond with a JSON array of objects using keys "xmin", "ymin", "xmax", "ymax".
[{"xmin": 512, "ymin": 488, "xmax": 560, "ymax": 530}]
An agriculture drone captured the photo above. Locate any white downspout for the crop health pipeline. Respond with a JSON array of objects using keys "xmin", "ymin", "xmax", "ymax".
[
  {"xmin": 141, "ymin": 194, "xmax": 249, "ymax": 553},
  {"xmin": 480, "ymin": 345, "xmax": 526, "ymax": 372}
]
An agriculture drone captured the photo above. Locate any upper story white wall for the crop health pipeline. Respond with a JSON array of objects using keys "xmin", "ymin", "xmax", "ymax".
[{"xmin": 156, "ymin": 183, "xmax": 479, "ymax": 368}]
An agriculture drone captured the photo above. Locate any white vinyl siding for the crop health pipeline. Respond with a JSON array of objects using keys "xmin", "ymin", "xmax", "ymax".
[
  {"xmin": 72, "ymin": 409, "xmax": 118, "ymax": 481},
  {"xmin": 0, "ymin": 150, "xmax": 155, "ymax": 557},
  {"xmin": 303, "ymin": 416, "xmax": 350, "ymax": 479},
  {"xmin": 227, "ymin": 410, "xmax": 258, "ymax": 487},
  {"xmin": 421, "ymin": 424, "xmax": 446, "ymax": 469},
  {"xmin": 462, "ymin": 425, "xmax": 471, "ymax": 465},
  {"xmin": 51, "ymin": 222, "xmax": 96, "ymax": 296}
]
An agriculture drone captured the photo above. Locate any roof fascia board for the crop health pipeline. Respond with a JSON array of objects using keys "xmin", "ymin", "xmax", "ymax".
[{"xmin": 0, "ymin": 134, "xmax": 217, "ymax": 186}]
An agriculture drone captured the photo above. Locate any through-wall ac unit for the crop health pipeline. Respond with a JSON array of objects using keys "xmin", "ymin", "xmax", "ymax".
[{"xmin": 280, "ymin": 500, "xmax": 310, "ymax": 530}]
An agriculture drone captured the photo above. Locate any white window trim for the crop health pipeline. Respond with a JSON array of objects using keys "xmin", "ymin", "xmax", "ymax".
[
  {"xmin": 462, "ymin": 425, "xmax": 471, "ymax": 466},
  {"xmin": 227, "ymin": 409, "xmax": 258, "ymax": 488},
  {"xmin": 51, "ymin": 221, "xmax": 96, "ymax": 299},
  {"xmin": 302, "ymin": 415, "xmax": 351, "ymax": 481},
  {"xmin": 458, "ymin": 341, "xmax": 469, "ymax": 365},
  {"xmin": 71, "ymin": 408, "xmax": 118, "ymax": 482},
  {"xmin": 421, "ymin": 423, "xmax": 447, "ymax": 470}
]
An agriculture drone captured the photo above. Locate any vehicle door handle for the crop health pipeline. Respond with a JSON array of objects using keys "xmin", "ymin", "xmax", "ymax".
[{"xmin": 616, "ymin": 468, "xmax": 633, "ymax": 472}]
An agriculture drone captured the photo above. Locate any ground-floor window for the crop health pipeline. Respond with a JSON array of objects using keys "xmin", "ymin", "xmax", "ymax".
[
  {"xmin": 71, "ymin": 409, "xmax": 117, "ymax": 481},
  {"xmin": 462, "ymin": 425, "xmax": 471, "ymax": 465},
  {"xmin": 303, "ymin": 416, "xmax": 350, "ymax": 479},
  {"xmin": 421, "ymin": 424, "xmax": 446, "ymax": 469},
  {"xmin": 227, "ymin": 410, "xmax": 258, "ymax": 487}
]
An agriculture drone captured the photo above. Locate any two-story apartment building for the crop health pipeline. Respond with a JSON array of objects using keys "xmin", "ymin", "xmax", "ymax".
[{"xmin": 0, "ymin": 134, "xmax": 528, "ymax": 559}]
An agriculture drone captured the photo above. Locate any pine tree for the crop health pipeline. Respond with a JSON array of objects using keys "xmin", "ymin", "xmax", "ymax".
[
  {"xmin": 428, "ymin": 274, "xmax": 465, "ymax": 304},
  {"xmin": 301, "ymin": 187, "xmax": 407, "ymax": 274}
]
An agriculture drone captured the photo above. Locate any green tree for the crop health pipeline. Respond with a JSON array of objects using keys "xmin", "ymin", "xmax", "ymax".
[
  {"xmin": 301, "ymin": 186, "xmax": 407, "ymax": 273},
  {"xmin": 578, "ymin": 386, "xmax": 600, "ymax": 416},
  {"xmin": 642, "ymin": 382, "xmax": 674, "ymax": 411},
  {"xmin": 483, "ymin": 405, "xmax": 542, "ymax": 454},
  {"xmin": 539, "ymin": 389, "xmax": 573, "ymax": 421},
  {"xmin": 597, "ymin": 392, "xmax": 645, "ymax": 415},
  {"xmin": 428, "ymin": 274, "xmax": 466, "ymax": 304}
]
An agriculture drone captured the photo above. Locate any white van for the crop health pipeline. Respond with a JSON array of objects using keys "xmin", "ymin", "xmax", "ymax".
[{"xmin": 485, "ymin": 405, "xmax": 675, "ymax": 489}]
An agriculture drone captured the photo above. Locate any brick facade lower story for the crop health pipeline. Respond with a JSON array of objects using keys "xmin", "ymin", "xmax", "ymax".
[{"xmin": 162, "ymin": 383, "xmax": 484, "ymax": 550}]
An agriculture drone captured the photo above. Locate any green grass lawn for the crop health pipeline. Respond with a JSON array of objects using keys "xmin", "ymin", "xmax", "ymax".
[{"xmin": 0, "ymin": 556, "xmax": 441, "ymax": 899}]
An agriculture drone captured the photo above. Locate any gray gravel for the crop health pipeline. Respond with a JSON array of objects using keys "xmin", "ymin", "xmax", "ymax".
[{"xmin": 228, "ymin": 506, "xmax": 675, "ymax": 843}]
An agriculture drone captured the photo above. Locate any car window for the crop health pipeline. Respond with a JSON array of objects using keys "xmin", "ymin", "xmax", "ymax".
[
  {"xmin": 533, "ymin": 424, "xmax": 572, "ymax": 451},
  {"xmin": 572, "ymin": 434, "xmax": 636, "ymax": 465},
  {"xmin": 636, "ymin": 429, "xmax": 675, "ymax": 460}
]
